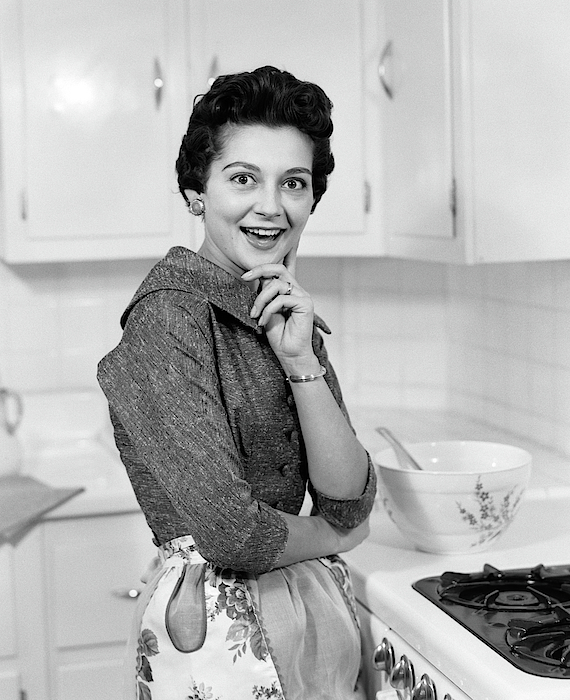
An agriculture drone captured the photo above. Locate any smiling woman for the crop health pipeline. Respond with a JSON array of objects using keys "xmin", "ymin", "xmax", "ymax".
[
  {"xmin": 193, "ymin": 124, "xmax": 315, "ymax": 276},
  {"xmin": 97, "ymin": 66, "xmax": 375, "ymax": 700}
]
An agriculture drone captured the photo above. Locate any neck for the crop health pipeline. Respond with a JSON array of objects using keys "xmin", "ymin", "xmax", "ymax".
[{"xmin": 197, "ymin": 242, "xmax": 258, "ymax": 292}]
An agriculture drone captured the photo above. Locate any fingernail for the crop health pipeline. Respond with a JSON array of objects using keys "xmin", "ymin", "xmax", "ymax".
[
  {"xmin": 250, "ymin": 304, "xmax": 257, "ymax": 317},
  {"xmin": 241, "ymin": 271, "xmax": 253, "ymax": 279}
]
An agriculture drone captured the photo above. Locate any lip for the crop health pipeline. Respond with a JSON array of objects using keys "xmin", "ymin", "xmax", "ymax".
[{"xmin": 240, "ymin": 226, "xmax": 286, "ymax": 250}]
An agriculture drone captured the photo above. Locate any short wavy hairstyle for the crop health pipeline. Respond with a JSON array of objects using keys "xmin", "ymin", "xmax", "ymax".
[{"xmin": 176, "ymin": 65, "xmax": 335, "ymax": 212}]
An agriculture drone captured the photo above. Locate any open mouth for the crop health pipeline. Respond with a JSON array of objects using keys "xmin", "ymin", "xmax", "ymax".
[
  {"xmin": 241, "ymin": 226, "xmax": 285, "ymax": 241},
  {"xmin": 240, "ymin": 226, "xmax": 285, "ymax": 248}
]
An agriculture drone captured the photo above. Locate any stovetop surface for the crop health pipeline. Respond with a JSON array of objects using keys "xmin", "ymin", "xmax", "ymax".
[
  {"xmin": 413, "ymin": 562, "xmax": 570, "ymax": 679},
  {"xmin": 345, "ymin": 492, "xmax": 570, "ymax": 700}
]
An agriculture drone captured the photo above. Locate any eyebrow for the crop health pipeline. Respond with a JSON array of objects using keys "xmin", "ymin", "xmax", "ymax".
[{"xmin": 222, "ymin": 161, "xmax": 312, "ymax": 176}]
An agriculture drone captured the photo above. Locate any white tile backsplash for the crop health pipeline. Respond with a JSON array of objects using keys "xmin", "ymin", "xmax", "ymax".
[{"xmin": 1, "ymin": 252, "xmax": 570, "ymax": 458}]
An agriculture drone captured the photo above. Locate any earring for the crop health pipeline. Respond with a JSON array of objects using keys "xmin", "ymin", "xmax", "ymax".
[{"xmin": 187, "ymin": 198, "xmax": 205, "ymax": 216}]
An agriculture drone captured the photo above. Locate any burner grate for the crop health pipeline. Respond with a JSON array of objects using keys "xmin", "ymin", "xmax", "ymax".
[
  {"xmin": 438, "ymin": 563, "xmax": 570, "ymax": 612},
  {"xmin": 413, "ymin": 563, "xmax": 570, "ymax": 678},
  {"xmin": 507, "ymin": 606, "xmax": 570, "ymax": 669}
]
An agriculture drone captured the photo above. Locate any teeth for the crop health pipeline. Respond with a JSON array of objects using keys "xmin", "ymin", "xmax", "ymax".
[{"xmin": 243, "ymin": 227, "xmax": 282, "ymax": 237}]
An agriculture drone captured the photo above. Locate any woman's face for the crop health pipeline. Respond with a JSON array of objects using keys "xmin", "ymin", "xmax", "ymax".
[{"xmin": 195, "ymin": 124, "xmax": 314, "ymax": 278}]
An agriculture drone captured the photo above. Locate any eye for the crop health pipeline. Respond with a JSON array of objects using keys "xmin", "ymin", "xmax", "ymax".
[
  {"xmin": 231, "ymin": 173, "xmax": 256, "ymax": 187},
  {"xmin": 282, "ymin": 178, "xmax": 307, "ymax": 190}
]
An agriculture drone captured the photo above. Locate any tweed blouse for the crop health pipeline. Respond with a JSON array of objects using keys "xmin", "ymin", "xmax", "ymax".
[{"xmin": 97, "ymin": 247, "xmax": 376, "ymax": 574}]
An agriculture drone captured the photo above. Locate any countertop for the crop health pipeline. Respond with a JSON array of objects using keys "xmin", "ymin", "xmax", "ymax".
[{"xmin": 16, "ymin": 404, "xmax": 570, "ymax": 519}]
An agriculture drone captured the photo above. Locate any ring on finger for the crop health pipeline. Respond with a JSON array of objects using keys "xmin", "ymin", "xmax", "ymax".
[{"xmin": 285, "ymin": 281, "xmax": 293, "ymax": 296}]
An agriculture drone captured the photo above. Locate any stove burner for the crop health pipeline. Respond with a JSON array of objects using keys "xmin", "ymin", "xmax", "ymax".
[
  {"xmin": 413, "ymin": 563, "xmax": 570, "ymax": 678},
  {"xmin": 495, "ymin": 590, "xmax": 542, "ymax": 607},
  {"xmin": 438, "ymin": 563, "xmax": 570, "ymax": 612},
  {"xmin": 507, "ymin": 607, "xmax": 570, "ymax": 669}
]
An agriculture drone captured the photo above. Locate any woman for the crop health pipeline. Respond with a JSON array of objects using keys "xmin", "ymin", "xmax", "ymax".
[{"xmin": 98, "ymin": 66, "xmax": 376, "ymax": 700}]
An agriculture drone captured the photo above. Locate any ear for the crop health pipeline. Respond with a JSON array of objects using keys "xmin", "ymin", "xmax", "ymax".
[{"xmin": 182, "ymin": 188, "xmax": 202, "ymax": 204}]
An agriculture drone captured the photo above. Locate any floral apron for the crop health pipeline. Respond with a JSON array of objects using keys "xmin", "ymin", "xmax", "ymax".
[{"xmin": 125, "ymin": 536, "xmax": 365, "ymax": 700}]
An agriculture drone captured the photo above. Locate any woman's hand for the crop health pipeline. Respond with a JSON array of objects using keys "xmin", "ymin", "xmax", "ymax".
[
  {"xmin": 330, "ymin": 518, "xmax": 371, "ymax": 554},
  {"xmin": 241, "ymin": 249, "xmax": 318, "ymax": 370},
  {"xmin": 275, "ymin": 513, "xmax": 371, "ymax": 567}
]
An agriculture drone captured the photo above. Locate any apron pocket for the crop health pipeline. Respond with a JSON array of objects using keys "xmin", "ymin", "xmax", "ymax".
[{"xmin": 165, "ymin": 561, "xmax": 207, "ymax": 652}]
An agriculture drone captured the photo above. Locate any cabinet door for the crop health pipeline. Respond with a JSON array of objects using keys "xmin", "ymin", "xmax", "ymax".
[
  {"xmin": 44, "ymin": 512, "xmax": 156, "ymax": 700},
  {"xmin": 381, "ymin": 0, "xmax": 570, "ymax": 264},
  {"xmin": 0, "ymin": 546, "xmax": 21, "ymax": 700},
  {"xmin": 0, "ymin": 0, "xmax": 189, "ymax": 263},
  {"xmin": 381, "ymin": 0, "xmax": 455, "ymax": 251},
  {"xmin": 468, "ymin": 0, "xmax": 570, "ymax": 262},
  {"xmin": 187, "ymin": 0, "xmax": 383, "ymax": 256}
]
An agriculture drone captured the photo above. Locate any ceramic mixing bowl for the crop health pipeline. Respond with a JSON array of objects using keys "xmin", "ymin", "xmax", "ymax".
[{"xmin": 374, "ymin": 441, "xmax": 532, "ymax": 554}]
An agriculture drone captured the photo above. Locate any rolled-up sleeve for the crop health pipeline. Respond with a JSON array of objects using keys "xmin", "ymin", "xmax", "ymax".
[
  {"xmin": 97, "ymin": 293, "xmax": 288, "ymax": 574},
  {"xmin": 309, "ymin": 456, "xmax": 377, "ymax": 529}
]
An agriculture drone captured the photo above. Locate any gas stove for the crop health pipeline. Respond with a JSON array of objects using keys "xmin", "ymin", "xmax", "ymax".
[
  {"xmin": 345, "ymin": 494, "xmax": 570, "ymax": 700},
  {"xmin": 413, "ymin": 562, "xmax": 570, "ymax": 679}
]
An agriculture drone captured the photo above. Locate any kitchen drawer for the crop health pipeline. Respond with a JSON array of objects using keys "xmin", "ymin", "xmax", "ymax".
[{"xmin": 44, "ymin": 512, "xmax": 156, "ymax": 648}]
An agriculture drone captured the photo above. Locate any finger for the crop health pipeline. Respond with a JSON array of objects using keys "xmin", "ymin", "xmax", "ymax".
[
  {"xmin": 251, "ymin": 279, "xmax": 296, "ymax": 319},
  {"xmin": 241, "ymin": 264, "xmax": 288, "ymax": 283},
  {"xmin": 257, "ymin": 295, "xmax": 299, "ymax": 326}
]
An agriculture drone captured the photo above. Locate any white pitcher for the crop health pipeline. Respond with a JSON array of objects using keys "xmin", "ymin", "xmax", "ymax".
[{"xmin": 0, "ymin": 388, "xmax": 23, "ymax": 476}]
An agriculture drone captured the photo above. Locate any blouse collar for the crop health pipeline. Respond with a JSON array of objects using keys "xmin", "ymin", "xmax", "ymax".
[{"xmin": 122, "ymin": 246, "xmax": 330, "ymax": 335}]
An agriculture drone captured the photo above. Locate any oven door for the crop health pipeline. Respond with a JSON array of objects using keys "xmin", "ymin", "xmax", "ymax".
[{"xmin": 357, "ymin": 602, "xmax": 472, "ymax": 700}]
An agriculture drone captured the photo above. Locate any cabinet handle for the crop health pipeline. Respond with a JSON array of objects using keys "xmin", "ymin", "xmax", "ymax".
[
  {"xmin": 378, "ymin": 41, "xmax": 394, "ymax": 99},
  {"xmin": 154, "ymin": 58, "xmax": 164, "ymax": 109},
  {"xmin": 112, "ymin": 587, "xmax": 142, "ymax": 600}
]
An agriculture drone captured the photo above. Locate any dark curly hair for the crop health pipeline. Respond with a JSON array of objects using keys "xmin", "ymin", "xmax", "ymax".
[{"xmin": 176, "ymin": 65, "xmax": 335, "ymax": 212}]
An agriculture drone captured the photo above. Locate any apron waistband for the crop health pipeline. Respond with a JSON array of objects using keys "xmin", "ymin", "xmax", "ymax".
[{"xmin": 158, "ymin": 535, "xmax": 207, "ymax": 564}]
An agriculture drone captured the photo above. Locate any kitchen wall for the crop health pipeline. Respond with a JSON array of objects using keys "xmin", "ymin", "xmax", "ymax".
[
  {"xmin": 446, "ymin": 260, "xmax": 570, "ymax": 457},
  {"xmin": 1, "ymin": 254, "xmax": 569, "ymax": 457}
]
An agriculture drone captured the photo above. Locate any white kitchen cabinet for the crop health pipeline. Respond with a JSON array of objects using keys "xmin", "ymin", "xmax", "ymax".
[
  {"xmin": 186, "ymin": 0, "xmax": 384, "ymax": 257},
  {"xmin": 1, "ymin": 528, "xmax": 52, "ymax": 700},
  {"xmin": 0, "ymin": 0, "xmax": 190, "ymax": 263},
  {"xmin": 382, "ymin": 0, "xmax": 570, "ymax": 263},
  {"xmin": 0, "ymin": 546, "xmax": 21, "ymax": 700},
  {"xmin": 0, "ymin": 0, "xmax": 385, "ymax": 263},
  {"xmin": 3, "ymin": 511, "xmax": 155, "ymax": 700},
  {"xmin": 43, "ymin": 512, "xmax": 156, "ymax": 700}
]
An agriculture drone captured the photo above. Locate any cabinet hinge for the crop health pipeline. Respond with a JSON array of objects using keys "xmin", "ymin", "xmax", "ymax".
[
  {"xmin": 364, "ymin": 180, "xmax": 371, "ymax": 214},
  {"xmin": 21, "ymin": 191, "xmax": 27, "ymax": 221},
  {"xmin": 450, "ymin": 177, "xmax": 457, "ymax": 219}
]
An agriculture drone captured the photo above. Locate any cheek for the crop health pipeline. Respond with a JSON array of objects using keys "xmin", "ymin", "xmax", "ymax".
[{"xmin": 288, "ymin": 196, "xmax": 313, "ymax": 223}]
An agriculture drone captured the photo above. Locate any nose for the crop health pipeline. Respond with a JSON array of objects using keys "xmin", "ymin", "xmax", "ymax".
[{"xmin": 254, "ymin": 184, "xmax": 284, "ymax": 218}]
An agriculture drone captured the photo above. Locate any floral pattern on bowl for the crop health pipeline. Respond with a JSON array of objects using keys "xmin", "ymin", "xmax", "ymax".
[
  {"xmin": 374, "ymin": 441, "xmax": 532, "ymax": 554},
  {"xmin": 456, "ymin": 477, "xmax": 525, "ymax": 549}
]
